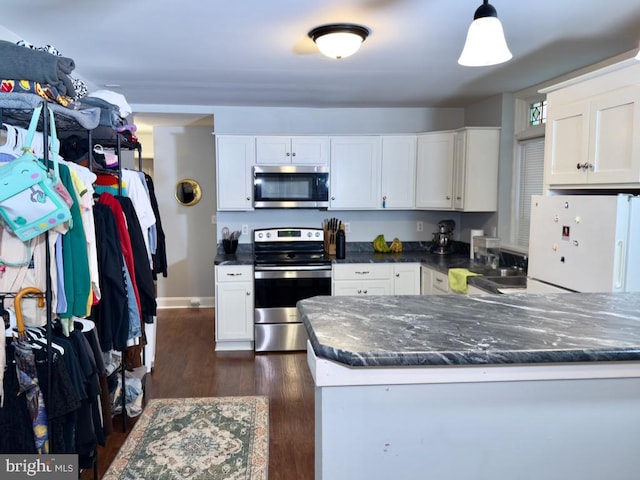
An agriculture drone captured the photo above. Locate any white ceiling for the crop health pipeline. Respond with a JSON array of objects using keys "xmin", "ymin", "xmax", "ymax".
[{"xmin": 2, "ymin": 0, "xmax": 640, "ymax": 115}]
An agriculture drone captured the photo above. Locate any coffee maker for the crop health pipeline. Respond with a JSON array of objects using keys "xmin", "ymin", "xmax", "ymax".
[{"xmin": 430, "ymin": 220, "xmax": 455, "ymax": 255}]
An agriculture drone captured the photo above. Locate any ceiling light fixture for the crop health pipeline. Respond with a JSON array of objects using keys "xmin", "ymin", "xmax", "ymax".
[
  {"xmin": 308, "ymin": 23, "xmax": 370, "ymax": 59},
  {"xmin": 458, "ymin": 0, "xmax": 512, "ymax": 67}
]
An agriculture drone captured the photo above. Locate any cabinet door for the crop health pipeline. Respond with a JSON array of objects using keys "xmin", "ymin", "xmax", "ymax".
[
  {"xmin": 420, "ymin": 266, "xmax": 433, "ymax": 295},
  {"xmin": 588, "ymin": 86, "xmax": 640, "ymax": 184},
  {"xmin": 291, "ymin": 136, "xmax": 330, "ymax": 164},
  {"xmin": 330, "ymin": 136, "xmax": 381, "ymax": 209},
  {"xmin": 431, "ymin": 269, "xmax": 450, "ymax": 294},
  {"xmin": 392, "ymin": 263, "xmax": 420, "ymax": 295},
  {"xmin": 380, "ymin": 136, "xmax": 416, "ymax": 209},
  {"xmin": 415, "ymin": 132, "xmax": 454, "ymax": 209},
  {"xmin": 453, "ymin": 128, "xmax": 500, "ymax": 212},
  {"xmin": 215, "ymin": 281, "xmax": 253, "ymax": 341},
  {"xmin": 216, "ymin": 136, "xmax": 254, "ymax": 210},
  {"xmin": 544, "ymin": 101, "xmax": 590, "ymax": 185},
  {"xmin": 256, "ymin": 136, "xmax": 291, "ymax": 164}
]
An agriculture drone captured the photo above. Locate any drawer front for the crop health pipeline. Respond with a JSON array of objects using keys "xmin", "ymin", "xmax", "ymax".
[
  {"xmin": 333, "ymin": 263, "xmax": 392, "ymax": 281},
  {"xmin": 431, "ymin": 270, "xmax": 450, "ymax": 293},
  {"xmin": 216, "ymin": 265, "xmax": 253, "ymax": 282}
]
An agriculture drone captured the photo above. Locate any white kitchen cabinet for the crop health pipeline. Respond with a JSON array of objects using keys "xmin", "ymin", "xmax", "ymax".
[
  {"xmin": 420, "ymin": 265, "xmax": 451, "ymax": 295},
  {"xmin": 392, "ymin": 263, "xmax": 421, "ymax": 295},
  {"xmin": 544, "ymin": 86, "xmax": 640, "ymax": 186},
  {"xmin": 420, "ymin": 266, "xmax": 433, "ymax": 295},
  {"xmin": 333, "ymin": 263, "xmax": 420, "ymax": 295},
  {"xmin": 380, "ymin": 135, "xmax": 417, "ymax": 209},
  {"xmin": 415, "ymin": 132, "xmax": 455, "ymax": 210},
  {"xmin": 256, "ymin": 136, "xmax": 330, "ymax": 165},
  {"xmin": 215, "ymin": 265, "xmax": 254, "ymax": 350},
  {"xmin": 452, "ymin": 128, "xmax": 500, "ymax": 212},
  {"xmin": 332, "ymin": 263, "xmax": 392, "ymax": 296},
  {"xmin": 330, "ymin": 136, "xmax": 382, "ymax": 209},
  {"xmin": 216, "ymin": 135, "xmax": 254, "ymax": 211}
]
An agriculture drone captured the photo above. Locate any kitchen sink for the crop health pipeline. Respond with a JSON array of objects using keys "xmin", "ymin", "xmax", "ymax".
[
  {"xmin": 471, "ymin": 267, "xmax": 526, "ymax": 277},
  {"xmin": 482, "ymin": 276, "xmax": 527, "ymax": 288}
]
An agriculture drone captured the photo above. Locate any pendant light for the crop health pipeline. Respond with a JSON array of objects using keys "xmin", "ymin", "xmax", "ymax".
[
  {"xmin": 308, "ymin": 24, "xmax": 370, "ymax": 59},
  {"xmin": 458, "ymin": 0, "xmax": 512, "ymax": 67}
]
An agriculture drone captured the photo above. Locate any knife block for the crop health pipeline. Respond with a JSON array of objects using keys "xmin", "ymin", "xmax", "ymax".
[{"xmin": 324, "ymin": 227, "xmax": 336, "ymax": 256}]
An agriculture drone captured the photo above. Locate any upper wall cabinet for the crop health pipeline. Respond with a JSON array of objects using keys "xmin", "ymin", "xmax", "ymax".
[
  {"xmin": 415, "ymin": 131, "xmax": 455, "ymax": 210},
  {"xmin": 256, "ymin": 136, "xmax": 330, "ymax": 165},
  {"xmin": 452, "ymin": 128, "xmax": 500, "ymax": 212},
  {"xmin": 380, "ymin": 135, "xmax": 417, "ymax": 209},
  {"xmin": 330, "ymin": 136, "xmax": 382, "ymax": 209},
  {"xmin": 216, "ymin": 135, "xmax": 255, "ymax": 211},
  {"xmin": 543, "ymin": 60, "xmax": 640, "ymax": 188}
]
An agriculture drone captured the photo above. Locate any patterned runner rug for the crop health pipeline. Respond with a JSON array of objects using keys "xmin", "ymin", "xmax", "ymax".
[{"xmin": 104, "ymin": 396, "xmax": 269, "ymax": 480}]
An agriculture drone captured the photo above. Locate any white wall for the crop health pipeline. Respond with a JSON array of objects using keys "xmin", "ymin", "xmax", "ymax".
[{"xmin": 153, "ymin": 125, "xmax": 216, "ymax": 306}]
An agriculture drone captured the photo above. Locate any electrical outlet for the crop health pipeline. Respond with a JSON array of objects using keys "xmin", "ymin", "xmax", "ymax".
[
  {"xmin": 241, "ymin": 224, "xmax": 249, "ymax": 235},
  {"xmin": 417, "ymin": 221, "xmax": 424, "ymax": 232},
  {"xmin": 211, "ymin": 215, "xmax": 217, "ymax": 225},
  {"xmin": 344, "ymin": 223, "xmax": 351, "ymax": 233}
]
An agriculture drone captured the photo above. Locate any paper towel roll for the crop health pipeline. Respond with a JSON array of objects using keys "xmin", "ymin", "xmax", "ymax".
[{"xmin": 470, "ymin": 229, "xmax": 485, "ymax": 259}]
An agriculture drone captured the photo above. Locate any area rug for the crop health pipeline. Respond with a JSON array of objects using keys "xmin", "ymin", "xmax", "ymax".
[{"xmin": 103, "ymin": 396, "xmax": 269, "ymax": 480}]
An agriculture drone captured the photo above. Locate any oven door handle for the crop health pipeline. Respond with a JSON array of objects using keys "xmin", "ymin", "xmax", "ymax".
[{"xmin": 254, "ymin": 268, "xmax": 332, "ymax": 279}]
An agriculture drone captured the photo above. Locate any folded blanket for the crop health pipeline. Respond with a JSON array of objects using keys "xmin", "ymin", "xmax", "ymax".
[
  {"xmin": 0, "ymin": 40, "xmax": 75, "ymax": 96},
  {"xmin": 448, "ymin": 268, "xmax": 482, "ymax": 294},
  {"xmin": 0, "ymin": 92, "xmax": 101, "ymax": 130}
]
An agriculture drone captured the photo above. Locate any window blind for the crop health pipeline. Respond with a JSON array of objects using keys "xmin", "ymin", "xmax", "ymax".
[{"xmin": 517, "ymin": 138, "xmax": 544, "ymax": 246}]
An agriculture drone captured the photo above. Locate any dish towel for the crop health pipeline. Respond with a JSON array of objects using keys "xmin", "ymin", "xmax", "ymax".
[{"xmin": 448, "ymin": 268, "xmax": 482, "ymax": 294}]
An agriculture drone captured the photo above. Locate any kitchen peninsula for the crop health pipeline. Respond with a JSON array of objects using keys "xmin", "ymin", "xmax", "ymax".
[{"xmin": 299, "ymin": 293, "xmax": 640, "ymax": 480}]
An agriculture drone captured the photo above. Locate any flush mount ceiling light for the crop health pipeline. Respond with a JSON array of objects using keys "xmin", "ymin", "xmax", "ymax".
[
  {"xmin": 458, "ymin": 0, "xmax": 512, "ymax": 67},
  {"xmin": 308, "ymin": 23, "xmax": 370, "ymax": 59}
]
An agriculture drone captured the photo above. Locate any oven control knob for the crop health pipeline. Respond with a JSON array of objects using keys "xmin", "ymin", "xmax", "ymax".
[
  {"xmin": 257, "ymin": 232, "xmax": 263, "ymax": 239},
  {"xmin": 315, "ymin": 232, "xmax": 321, "ymax": 238},
  {"xmin": 307, "ymin": 232, "xmax": 312, "ymax": 238},
  {"xmin": 266, "ymin": 232, "xmax": 271, "ymax": 238}
]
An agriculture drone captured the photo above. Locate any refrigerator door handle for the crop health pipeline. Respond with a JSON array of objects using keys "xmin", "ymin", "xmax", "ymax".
[{"xmin": 614, "ymin": 240, "xmax": 626, "ymax": 290}]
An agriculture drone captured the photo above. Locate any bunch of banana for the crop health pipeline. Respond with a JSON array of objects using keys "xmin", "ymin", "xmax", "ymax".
[
  {"xmin": 389, "ymin": 238, "xmax": 403, "ymax": 253},
  {"xmin": 373, "ymin": 234, "xmax": 391, "ymax": 253}
]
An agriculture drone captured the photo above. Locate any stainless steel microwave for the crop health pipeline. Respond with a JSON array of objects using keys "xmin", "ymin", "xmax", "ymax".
[{"xmin": 253, "ymin": 165, "xmax": 329, "ymax": 209}]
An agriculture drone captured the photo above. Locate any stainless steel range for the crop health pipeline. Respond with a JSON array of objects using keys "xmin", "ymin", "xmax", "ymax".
[{"xmin": 253, "ymin": 227, "xmax": 331, "ymax": 352}]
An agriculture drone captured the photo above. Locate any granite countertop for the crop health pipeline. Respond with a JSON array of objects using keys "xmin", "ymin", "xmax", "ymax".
[
  {"xmin": 214, "ymin": 241, "xmax": 474, "ymax": 271},
  {"xmin": 298, "ymin": 292, "xmax": 640, "ymax": 367}
]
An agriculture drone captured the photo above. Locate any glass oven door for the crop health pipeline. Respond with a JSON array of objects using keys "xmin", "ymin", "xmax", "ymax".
[{"xmin": 254, "ymin": 268, "xmax": 331, "ymax": 324}]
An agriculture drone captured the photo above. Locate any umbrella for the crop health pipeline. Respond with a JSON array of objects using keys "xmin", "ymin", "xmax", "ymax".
[{"xmin": 13, "ymin": 287, "xmax": 49, "ymax": 454}]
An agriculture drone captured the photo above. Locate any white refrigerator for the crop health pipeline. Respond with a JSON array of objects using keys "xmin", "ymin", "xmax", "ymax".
[{"xmin": 528, "ymin": 194, "xmax": 640, "ymax": 293}]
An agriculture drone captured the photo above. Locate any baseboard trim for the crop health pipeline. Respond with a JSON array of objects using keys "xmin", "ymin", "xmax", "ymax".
[{"xmin": 157, "ymin": 296, "xmax": 215, "ymax": 309}]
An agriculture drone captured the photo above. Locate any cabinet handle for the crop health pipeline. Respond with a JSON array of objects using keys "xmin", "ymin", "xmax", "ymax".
[
  {"xmin": 446, "ymin": 196, "xmax": 451, "ymax": 200},
  {"xmin": 292, "ymin": 152, "xmax": 296, "ymax": 157},
  {"xmin": 246, "ymin": 196, "xmax": 251, "ymax": 201},
  {"xmin": 363, "ymin": 290, "xmax": 368, "ymax": 294},
  {"xmin": 395, "ymin": 273, "xmax": 400, "ymax": 277},
  {"xmin": 331, "ymin": 196, "xmax": 335, "ymax": 200},
  {"xmin": 576, "ymin": 162, "xmax": 591, "ymax": 171},
  {"xmin": 456, "ymin": 196, "xmax": 462, "ymax": 200},
  {"xmin": 246, "ymin": 291, "xmax": 251, "ymax": 296},
  {"xmin": 357, "ymin": 289, "xmax": 362, "ymax": 294},
  {"xmin": 355, "ymin": 271, "xmax": 370, "ymax": 275},
  {"xmin": 226, "ymin": 273, "xmax": 242, "ymax": 277},
  {"xmin": 436, "ymin": 277, "xmax": 443, "ymax": 283},
  {"xmin": 286, "ymin": 152, "xmax": 291, "ymax": 156}
]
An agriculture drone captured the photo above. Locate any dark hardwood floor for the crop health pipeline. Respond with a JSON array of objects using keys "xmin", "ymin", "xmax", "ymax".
[{"xmin": 83, "ymin": 308, "xmax": 315, "ymax": 480}]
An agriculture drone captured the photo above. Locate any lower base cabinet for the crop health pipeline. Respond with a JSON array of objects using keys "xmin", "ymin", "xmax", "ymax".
[
  {"xmin": 333, "ymin": 263, "xmax": 420, "ymax": 296},
  {"xmin": 214, "ymin": 265, "xmax": 254, "ymax": 350},
  {"xmin": 421, "ymin": 266, "xmax": 451, "ymax": 295}
]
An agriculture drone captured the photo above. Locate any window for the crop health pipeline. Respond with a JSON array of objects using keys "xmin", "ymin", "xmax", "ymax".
[
  {"xmin": 510, "ymin": 93, "xmax": 546, "ymax": 249},
  {"xmin": 529, "ymin": 100, "xmax": 547, "ymax": 126},
  {"xmin": 515, "ymin": 138, "xmax": 544, "ymax": 246}
]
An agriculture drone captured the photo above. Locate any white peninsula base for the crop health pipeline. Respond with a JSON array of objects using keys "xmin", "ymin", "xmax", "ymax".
[{"xmin": 307, "ymin": 344, "xmax": 640, "ymax": 480}]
